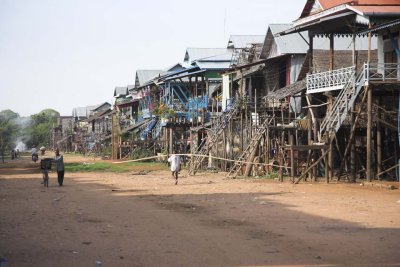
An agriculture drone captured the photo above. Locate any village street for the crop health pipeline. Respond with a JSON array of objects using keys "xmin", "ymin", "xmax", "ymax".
[{"xmin": 0, "ymin": 156, "xmax": 400, "ymax": 267}]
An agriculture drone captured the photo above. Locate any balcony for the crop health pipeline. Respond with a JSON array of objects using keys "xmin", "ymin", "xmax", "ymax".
[
  {"xmin": 365, "ymin": 63, "xmax": 400, "ymax": 83},
  {"xmin": 307, "ymin": 66, "xmax": 355, "ymax": 94},
  {"xmin": 307, "ymin": 63, "xmax": 400, "ymax": 94}
]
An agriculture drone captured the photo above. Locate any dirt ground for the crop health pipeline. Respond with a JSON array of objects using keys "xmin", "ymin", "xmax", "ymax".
[{"xmin": 0, "ymin": 155, "xmax": 400, "ymax": 267}]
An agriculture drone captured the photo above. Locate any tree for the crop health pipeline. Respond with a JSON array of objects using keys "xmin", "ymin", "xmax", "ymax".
[
  {"xmin": 0, "ymin": 110, "xmax": 20, "ymax": 163},
  {"xmin": 24, "ymin": 109, "xmax": 60, "ymax": 149}
]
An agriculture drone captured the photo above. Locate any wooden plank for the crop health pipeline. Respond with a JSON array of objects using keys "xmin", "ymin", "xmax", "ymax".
[{"xmin": 283, "ymin": 145, "xmax": 329, "ymax": 151}]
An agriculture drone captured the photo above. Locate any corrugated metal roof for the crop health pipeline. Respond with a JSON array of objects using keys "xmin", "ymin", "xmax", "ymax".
[
  {"xmin": 269, "ymin": 24, "xmax": 310, "ymax": 55},
  {"xmin": 196, "ymin": 53, "xmax": 233, "ymax": 62},
  {"xmin": 265, "ymin": 23, "xmax": 377, "ymax": 58},
  {"xmin": 72, "ymin": 107, "xmax": 87, "ymax": 118},
  {"xmin": 72, "ymin": 105, "xmax": 95, "ymax": 118},
  {"xmin": 135, "ymin": 70, "xmax": 162, "ymax": 87},
  {"xmin": 72, "ymin": 103, "xmax": 110, "ymax": 118},
  {"xmin": 227, "ymin": 35, "xmax": 265, "ymax": 49},
  {"xmin": 264, "ymin": 79, "xmax": 307, "ymax": 100},
  {"xmin": 184, "ymin": 48, "xmax": 233, "ymax": 64},
  {"xmin": 114, "ymin": 86, "xmax": 128, "ymax": 97},
  {"xmin": 357, "ymin": 18, "xmax": 400, "ymax": 34},
  {"xmin": 194, "ymin": 61, "xmax": 231, "ymax": 70},
  {"xmin": 92, "ymin": 102, "xmax": 111, "ymax": 111}
]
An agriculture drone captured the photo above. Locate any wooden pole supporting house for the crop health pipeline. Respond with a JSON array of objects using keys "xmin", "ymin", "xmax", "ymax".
[
  {"xmin": 244, "ymin": 140, "xmax": 259, "ymax": 177},
  {"xmin": 329, "ymin": 33, "xmax": 334, "ymax": 70},
  {"xmin": 366, "ymin": 23, "xmax": 373, "ymax": 182},
  {"xmin": 222, "ymin": 130, "xmax": 227, "ymax": 171},
  {"xmin": 306, "ymin": 95, "xmax": 318, "ymax": 180},
  {"xmin": 338, "ymin": 88, "xmax": 368, "ymax": 180},
  {"xmin": 350, "ymin": 106, "xmax": 356, "ymax": 182},
  {"xmin": 266, "ymin": 127, "xmax": 270, "ymax": 167},
  {"xmin": 279, "ymin": 131, "xmax": 285, "ymax": 182},
  {"xmin": 350, "ymin": 31, "xmax": 357, "ymax": 182},
  {"xmin": 307, "ymin": 111, "xmax": 313, "ymax": 181},
  {"xmin": 239, "ymin": 70, "xmax": 244, "ymax": 153},
  {"xmin": 309, "ymin": 32, "xmax": 314, "ymax": 72},
  {"xmin": 195, "ymin": 76, "xmax": 199, "ymax": 128},
  {"xmin": 295, "ymin": 150, "xmax": 329, "ymax": 184},
  {"xmin": 119, "ymin": 136, "xmax": 122, "ymax": 159},
  {"xmin": 327, "ymin": 135, "xmax": 333, "ymax": 183},
  {"xmin": 325, "ymin": 145, "xmax": 329, "ymax": 183},
  {"xmin": 279, "ymin": 151, "xmax": 283, "ymax": 182},
  {"xmin": 366, "ymin": 87, "xmax": 372, "ymax": 182},
  {"xmin": 111, "ymin": 113, "xmax": 119, "ymax": 160},
  {"xmin": 290, "ymin": 134, "xmax": 295, "ymax": 179},
  {"xmin": 169, "ymin": 128, "xmax": 173, "ymax": 154},
  {"xmin": 306, "ymin": 31, "xmax": 318, "ymax": 182},
  {"xmin": 377, "ymin": 98, "xmax": 382, "ymax": 180}
]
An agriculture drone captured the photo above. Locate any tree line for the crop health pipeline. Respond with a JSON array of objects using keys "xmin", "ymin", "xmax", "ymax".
[{"xmin": 0, "ymin": 109, "xmax": 59, "ymax": 162}]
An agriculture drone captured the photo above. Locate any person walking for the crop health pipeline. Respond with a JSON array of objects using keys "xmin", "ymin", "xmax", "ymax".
[
  {"xmin": 167, "ymin": 153, "xmax": 181, "ymax": 185},
  {"xmin": 53, "ymin": 149, "xmax": 65, "ymax": 186}
]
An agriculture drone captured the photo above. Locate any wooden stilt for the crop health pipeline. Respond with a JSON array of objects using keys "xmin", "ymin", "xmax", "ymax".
[
  {"xmin": 377, "ymin": 98, "xmax": 382, "ymax": 180},
  {"xmin": 338, "ymin": 88, "xmax": 368, "ymax": 180},
  {"xmin": 350, "ymin": 105, "xmax": 356, "ymax": 182},
  {"xmin": 366, "ymin": 86, "xmax": 372, "ymax": 182},
  {"xmin": 290, "ymin": 134, "xmax": 295, "ymax": 180},
  {"xmin": 294, "ymin": 150, "xmax": 329, "ymax": 184}
]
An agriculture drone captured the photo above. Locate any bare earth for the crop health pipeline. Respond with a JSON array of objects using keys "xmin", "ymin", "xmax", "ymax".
[{"xmin": 1, "ymin": 155, "xmax": 400, "ymax": 267}]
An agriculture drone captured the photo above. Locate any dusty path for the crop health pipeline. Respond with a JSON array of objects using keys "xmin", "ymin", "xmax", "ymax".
[{"xmin": 0, "ymin": 156, "xmax": 400, "ymax": 266}]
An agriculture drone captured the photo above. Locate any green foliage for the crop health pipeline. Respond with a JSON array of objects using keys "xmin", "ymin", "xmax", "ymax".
[
  {"xmin": 152, "ymin": 102, "xmax": 175, "ymax": 118},
  {"xmin": 0, "ymin": 110, "xmax": 21, "ymax": 161},
  {"xmin": 0, "ymin": 110, "xmax": 19, "ymax": 120},
  {"xmin": 24, "ymin": 109, "xmax": 60, "ymax": 148},
  {"xmin": 65, "ymin": 161, "xmax": 168, "ymax": 173}
]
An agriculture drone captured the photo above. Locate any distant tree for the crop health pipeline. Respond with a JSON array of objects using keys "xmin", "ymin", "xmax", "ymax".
[
  {"xmin": 24, "ymin": 109, "xmax": 60, "ymax": 149},
  {"xmin": 0, "ymin": 110, "xmax": 20, "ymax": 163}
]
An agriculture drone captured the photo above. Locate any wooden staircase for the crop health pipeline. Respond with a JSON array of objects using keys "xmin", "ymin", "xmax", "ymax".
[
  {"xmin": 226, "ymin": 116, "xmax": 274, "ymax": 178},
  {"xmin": 319, "ymin": 67, "xmax": 366, "ymax": 140},
  {"xmin": 188, "ymin": 101, "xmax": 240, "ymax": 175}
]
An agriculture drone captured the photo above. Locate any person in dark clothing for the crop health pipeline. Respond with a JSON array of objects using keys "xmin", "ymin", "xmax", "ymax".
[{"xmin": 53, "ymin": 149, "xmax": 65, "ymax": 186}]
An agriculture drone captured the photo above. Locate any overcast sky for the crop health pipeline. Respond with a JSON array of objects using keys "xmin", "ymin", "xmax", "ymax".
[{"xmin": 0, "ymin": 0, "xmax": 305, "ymax": 117}]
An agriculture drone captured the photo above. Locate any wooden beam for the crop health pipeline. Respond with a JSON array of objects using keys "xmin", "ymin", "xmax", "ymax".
[
  {"xmin": 294, "ymin": 150, "xmax": 329, "ymax": 184},
  {"xmin": 375, "ymin": 117, "xmax": 397, "ymax": 131},
  {"xmin": 283, "ymin": 145, "xmax": 329, "ymax": 151},
  {"xmin": 329, "ymin": 33, "xmax": 334, "ymax": 70},
  {"xmin": 377, "ymin": 164, "xmax": 399, "ymax": 177},
  {"xmin": 337, "ymin": 87, "xmax": 368, "ymax": 181}
]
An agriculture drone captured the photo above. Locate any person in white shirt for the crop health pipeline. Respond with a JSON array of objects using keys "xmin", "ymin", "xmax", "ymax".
[{"xmin": 167, "ymin": 153, "xmax": 181, "ymax": 185}]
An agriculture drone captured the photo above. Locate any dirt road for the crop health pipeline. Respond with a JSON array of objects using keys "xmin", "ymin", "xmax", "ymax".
[{"xmin": 1, "ymin": 156, "xmax": 400, "ymax": 266}]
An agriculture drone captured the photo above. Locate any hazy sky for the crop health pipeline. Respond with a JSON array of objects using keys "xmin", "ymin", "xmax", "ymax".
[{"xmin": 0, "ymin": 0, "xmax": 305, "ymax": 117}]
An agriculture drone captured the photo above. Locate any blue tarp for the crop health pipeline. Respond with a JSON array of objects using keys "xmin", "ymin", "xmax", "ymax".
[{"xmin": 140, "ymin": 117, "xmax": 158, "ymax": 140}]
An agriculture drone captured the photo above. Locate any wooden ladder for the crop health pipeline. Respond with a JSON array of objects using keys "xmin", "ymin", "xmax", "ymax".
[
  {"xmin": 226, "ymin": 116, "xmax": 274, "ymax": 178},
  {"xmin": 188, "ymin": 101, "xmax": 240, "ymax": 175}
]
